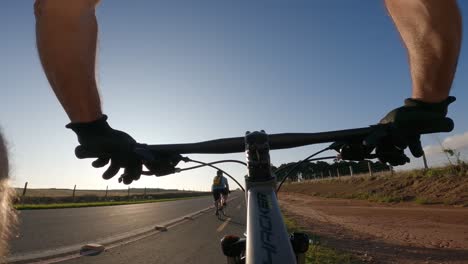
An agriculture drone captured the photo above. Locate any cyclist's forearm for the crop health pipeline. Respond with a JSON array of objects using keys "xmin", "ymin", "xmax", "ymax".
[
  {"xmin": 35, "ymin": 0, "xmax": 102, "ymax": 123},
  {"xmin": 385, "ymin": 0, "xmax": 462, "ymax": 103}
]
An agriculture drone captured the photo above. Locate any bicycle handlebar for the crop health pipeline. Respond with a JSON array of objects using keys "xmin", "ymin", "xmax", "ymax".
[{"xmin": 146, "ymin": 119, "xmax": 453, "ymax": 155}]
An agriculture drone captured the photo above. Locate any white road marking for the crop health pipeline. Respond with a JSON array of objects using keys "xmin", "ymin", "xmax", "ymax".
[{"xmin": 217, "ymin": 217, "xmax": 232, "ymax": 232}]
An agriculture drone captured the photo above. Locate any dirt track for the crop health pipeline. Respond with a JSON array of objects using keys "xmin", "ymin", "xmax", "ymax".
[{"xmin": 280, "ymin": 192, "xmax": 468, "ymax": 264}]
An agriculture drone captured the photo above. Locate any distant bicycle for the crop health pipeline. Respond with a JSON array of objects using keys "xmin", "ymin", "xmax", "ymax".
[
  {"xmin": 216, "ymin": 192, "xmax": 228, "ymax": 218},
  {"xmin": 212, "ymin": 170, "xmax": 230, "ymax": 218}
]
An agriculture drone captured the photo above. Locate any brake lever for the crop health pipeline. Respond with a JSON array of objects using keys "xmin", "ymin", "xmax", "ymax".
[
  {"xmin": 328, "ymin": 141, "xmax": 345, "ymax": 152},
  {"xmin": 134, "ymin": 144, "xmax": 185, "ymax": 177},
  {"xmin": 329, "ymin": 125, "xmax": 390, "ymax": 161}
]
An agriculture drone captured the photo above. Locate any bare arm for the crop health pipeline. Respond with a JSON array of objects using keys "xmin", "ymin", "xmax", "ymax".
[
  {"xmin": 385, "ymin": 0, "xmax": 462, "ymax": 103},
  {"xmin": 35, "ymin": 0, "xmax": 102, "ymax": 122}
]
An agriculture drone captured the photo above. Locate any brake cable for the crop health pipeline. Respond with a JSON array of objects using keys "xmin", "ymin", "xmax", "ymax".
[
  {"xmin": 174, "ymin": 149, "xmax": 335, "ymax": 193},
  {"xmin": 141, "ymin": 147, "xmax": 336, "ymax": 193},
  {"xmin": 276, "ymin": 147, "xmax": 331, "ymax": 193},
  {"xmin": 273, "ymin": 155, "xmax": 337, "ymax": 176},
  {"xmin": 182, "ymin": 158, "xmax": 246, "ymax": 192},
  {"xmin": 177, "ymin": 160, "xmax": 247, "ymax": 172}
]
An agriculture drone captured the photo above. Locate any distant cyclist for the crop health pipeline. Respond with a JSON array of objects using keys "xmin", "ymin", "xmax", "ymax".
[{"xmin": 212, "ymin": 170, "xmax": 230, "ymax": 214}]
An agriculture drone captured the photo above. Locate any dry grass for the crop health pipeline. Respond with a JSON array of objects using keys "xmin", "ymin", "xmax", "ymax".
[
  {"xmin": 14, "ymin": 189, "xmax": 209, "ymax": 206},
  {"xmin": 14, "ymin": 188, "xmax": 179, "ymax": 198},
  {"xmin": 282, "ymin": 163, "xmax": 468, "ymax": 206}
]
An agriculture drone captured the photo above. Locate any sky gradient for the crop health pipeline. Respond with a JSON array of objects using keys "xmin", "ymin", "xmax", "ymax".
[{"xmin": 2, "ymin": 1, "xmax": 468, "ymax": 191}]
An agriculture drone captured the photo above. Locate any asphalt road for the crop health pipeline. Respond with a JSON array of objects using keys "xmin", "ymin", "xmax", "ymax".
[
  {"xmin": 10, "ymin": 194, "xmax": 240, "ymax": 257},
  {"xmin": 62, "ymin": 197, "xmax": 247, "ymax": 264}
]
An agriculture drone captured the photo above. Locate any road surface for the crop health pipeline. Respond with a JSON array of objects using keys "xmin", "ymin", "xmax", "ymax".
[
  {"xmin": 62, "ymin": 197, "xmax": 246, "ymax": 264},
  {"xmin": 10, "ymin": 192, "xmax": 245, "ymax": 263}
]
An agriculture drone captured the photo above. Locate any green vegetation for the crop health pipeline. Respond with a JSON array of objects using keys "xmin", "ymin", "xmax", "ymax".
[
  {"xmin": 414, "ymin": 197, "xmax": 438, "ymax": 205},
  {"xmin": 14, "ymin": 188, "xmax": 210, "ymax": 206},
  {"xmin": 348, "ymin": 193, "xmax": 403, "ymax": 203},
  {"xmin": 284, "ymin": 216, "xmax": 362, "ymax": 264},
  {"xmin": 15, "ymin": 196, "xmax": 206, "ymax": 210}
]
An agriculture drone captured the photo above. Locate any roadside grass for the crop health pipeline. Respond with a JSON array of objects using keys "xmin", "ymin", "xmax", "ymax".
[
  {"xmin": 414, "ymin": 197, "xmax": 438, "ymax": 205},
  {"xmin": 340, "ymin": 192, "xmax": 403, "ymax": 203},
  {"xmin": 284, "ymin": 217, "xmax": 362, "ymax": 264},
  {"xmin": 14, "ymin": 196, "xmax": 207, "ymax": 210},
  {"xmin": 282, "ymin": 163, "xmax": 468, "ymax": 206}
]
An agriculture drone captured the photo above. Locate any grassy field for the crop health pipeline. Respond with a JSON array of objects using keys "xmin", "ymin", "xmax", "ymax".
[
  {"xmin": 13, "ymin": 187, "xmax": 210, "ymax": 209},
  {"xmin": 14, "ymin": 187, "xmax": 180, "ymax": 197},
  {"xmin": 282, "ymin": 163, "xmax": 468, "ymax": 206},
  {"xmin": 283, "ymin": 216, "xmax": 362, "ymax": 264},
  {"xmin": 14, "ymin": 196, "xmax": 203, "ymax": 210}
]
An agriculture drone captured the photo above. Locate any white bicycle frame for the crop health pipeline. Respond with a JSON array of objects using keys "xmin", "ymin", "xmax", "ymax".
[
  {"xmin": 236, "ymin": 131, "xmax": 302, "ymax": 264},
  {"xmin": 244, "ymin": 178, "xmax": 297, "ymax": 263}
]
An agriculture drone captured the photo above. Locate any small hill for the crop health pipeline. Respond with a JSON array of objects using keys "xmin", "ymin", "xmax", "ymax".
[{"xmin": 282, "ymin": 163, "xmax": 468, "ymax": 206}]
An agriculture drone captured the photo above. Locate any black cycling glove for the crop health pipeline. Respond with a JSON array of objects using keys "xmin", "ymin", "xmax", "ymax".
[
  {"xmin": 375, "ymin": 96, "xmax": 455, "ymax": 166},
  {"xmin": 66, "ymin": 115, "xmax": 142, "ymax": 184}
]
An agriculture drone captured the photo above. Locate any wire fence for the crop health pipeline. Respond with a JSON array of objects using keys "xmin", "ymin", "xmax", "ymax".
[
  {"xmin": 290, "ymin": 160, "xmax": 393, "ymax": 183},
  {"xmin": 276, "ymin": 159, "xmax": 393, "ymax": 183},
  {"xmin": 14, "ymin": 183, "xmax": 208, "ymax": 204}
]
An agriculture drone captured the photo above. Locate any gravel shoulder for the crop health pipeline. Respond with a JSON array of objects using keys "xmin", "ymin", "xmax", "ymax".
[{"xmin": 280, "ymin": 192, "xmax": 468, "ymax": 264}]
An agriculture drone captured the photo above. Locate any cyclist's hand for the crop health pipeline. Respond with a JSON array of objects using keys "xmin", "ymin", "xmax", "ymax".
[
  {"xmin": 66, "ymin": 115, "xmax": 142, "ymax": 184},
  {"xmin": 375, "ymin": 96, "xmax": 455, "ymax": 166}
]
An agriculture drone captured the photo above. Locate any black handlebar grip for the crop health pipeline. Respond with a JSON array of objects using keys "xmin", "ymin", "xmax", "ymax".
[
  {"xmin": 365, "ymin": 118, "xmax": 454, "ymax": 148},
  {"xmin": 412, "ymin": 117, "xmax": 454, "ymax": 135}
]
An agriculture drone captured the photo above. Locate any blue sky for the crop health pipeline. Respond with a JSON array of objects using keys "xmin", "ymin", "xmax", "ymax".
[{"xmin": 1, "ymin": 1, "xmax": 468, "ymax": 191}]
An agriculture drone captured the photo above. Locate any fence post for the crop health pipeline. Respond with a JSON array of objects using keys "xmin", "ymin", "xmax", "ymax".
[
  {"xmin": 127, "ymin": 186, "xmax": 130, "ymax": 200},
  {"xmin": 22, "ymin": 181, "xmax": 28, "ymax": 198},
  {"xmin": 422, "ymin": 152, "xmax": 429, "ymax": 170},
  {"xmin": 144, "ymin": 186, "xmax": 147, "ymax": 198},
  {"xmin": 21, "ymin": 182, "xmax": 28, "ymax": 204},
  {"xmin": 336, "ymin": 168, "xmax": 340, "ymax": 179},
  {"xmin": 368, "ymin": 161, "xmax": 373, "ymax": 177},
  {"xmin": 349, "ymin": 166, "xmax": 353, "ymax": 177},
  {"xmin": 328, "ymin": 170, "xmax": 332, "ymax": 178},
  {"xmin": 105, "ymin": 185, "xmax": 108, "ymax": 200},
  {"xmin": 72, "ymin": 184, "xmax": 76, "ymax": 202}
]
